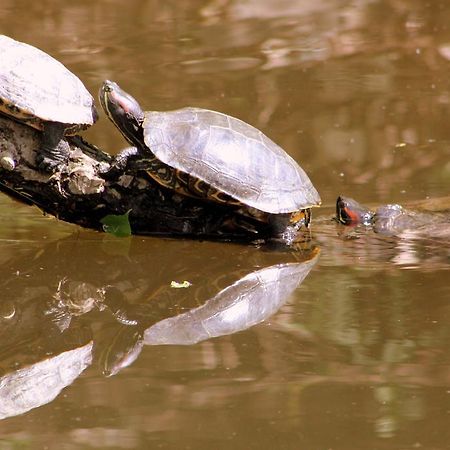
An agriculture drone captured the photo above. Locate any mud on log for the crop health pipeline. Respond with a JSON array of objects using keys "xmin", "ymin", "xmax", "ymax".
[{"xmin": 0, "ymin": 116, "xmax": 274, "ymax": 240}]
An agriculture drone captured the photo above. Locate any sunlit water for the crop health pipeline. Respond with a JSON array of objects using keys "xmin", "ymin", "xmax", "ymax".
[{"xmin": 0, "ymin": 1, "xmax": 449, "ymax": 449}]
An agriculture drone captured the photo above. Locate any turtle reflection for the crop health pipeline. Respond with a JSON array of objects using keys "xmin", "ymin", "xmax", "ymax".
[
  {"xmin": 0, "ymin": 323, "xmax": 93, "ymax": 420},
  {"xmin": 98, "ymin": 250, "xmax": 319, "ymax": 376},
  {"xmin": 144, "ymin": 258, "xmax": 318, "ymax": 345},
  {"xmin": 0, "ymin": 232, "xmax": 319, "ymax": 402}
]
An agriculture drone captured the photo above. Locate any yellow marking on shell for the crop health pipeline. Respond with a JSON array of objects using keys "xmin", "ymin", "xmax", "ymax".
[
  {"xmin": 139, "ymin": 151, "xmax": 308, "ymax": 227},
  {"xmin": 209, "ymin": 188, "xmax": 241, "ymax": 205},
  {"xmin": 0, "ymin": 103, "xmax": 88, "ymax": 134},
  {"xmin": 191, "ymin": 178, "xmax": 209, "ymax": 198},
  {"xmin": 145, "ymin": 162, "xmax": 244, "ymax": 207},
  {"xmin": 0, "ymin": 104, "xmax": 42, "ymax": 129},
  {"xmin": 138, "ymin": 147, "xmax": 312, "ymax": 228}
]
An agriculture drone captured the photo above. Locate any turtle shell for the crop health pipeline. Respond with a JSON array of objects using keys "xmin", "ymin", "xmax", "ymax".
[
  {"xmin": 143, "ymin": 107, "xmax": 321, "ymax": 214},
  {"xmin": 0, "ymin": 35, "xmax": 97, "ymax": 132}
]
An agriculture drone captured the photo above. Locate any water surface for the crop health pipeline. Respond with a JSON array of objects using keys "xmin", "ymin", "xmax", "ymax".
[{"xmin": 0, "ymin": 1, "xmax": 449, "ymax": 449}]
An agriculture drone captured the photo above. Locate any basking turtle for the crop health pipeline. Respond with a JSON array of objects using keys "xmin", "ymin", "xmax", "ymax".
[
  {"xmin": 99, "ymin": 80, "xmax": 321, "ymax": 230},
  {"xmin": 0, "ymin": 35, "xmax": 98, "ymax": 171},
  {"xmin": 336, "ymin": 195, "xmax": 450, "ymax": 239}
]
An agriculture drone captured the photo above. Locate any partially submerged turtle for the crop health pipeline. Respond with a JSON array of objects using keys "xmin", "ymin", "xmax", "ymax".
[
  {"xmin": 0, "ymin": 35, "xmax": 98, "ymax": 171},
  {"xmin": 336, "ymin": 196, "xmax": 375, "ymax": 226},
  {"xmin": 99, "ymin": 80, "xmax": 321, "ymax": 232},
  {"xmin": 336, "ymin": 195, "xmax": 450, "ymax": 239}
]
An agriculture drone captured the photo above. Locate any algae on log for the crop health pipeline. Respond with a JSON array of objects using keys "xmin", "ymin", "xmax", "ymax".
[{"xmin": 0, "ymin": 116, "xmax": 270, "ymax": 239}]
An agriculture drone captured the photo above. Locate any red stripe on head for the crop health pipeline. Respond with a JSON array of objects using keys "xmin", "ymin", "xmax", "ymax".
[
  {"xmin": 110, "ymin": 90, "xmax": 134, "ymax": 114},
  {"xmin": 342, "ymin": 206, "xmax": 361, "ymax": 224}
]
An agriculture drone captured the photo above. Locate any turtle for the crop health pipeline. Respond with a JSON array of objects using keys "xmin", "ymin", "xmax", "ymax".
[
  {"xmin": 99, "ymin": 80, "xmax": 321, "ymax": 231},
  {"xmin": 0, "ymin": 35, "xmax": 98, "ymax": 172},
  {"xmin": 336, "ymin": 195, "xmax": 450, "ymax": 239},
  {"xmin": 336, "ymin": 196, "xmax": 375, "ymax": 226}
]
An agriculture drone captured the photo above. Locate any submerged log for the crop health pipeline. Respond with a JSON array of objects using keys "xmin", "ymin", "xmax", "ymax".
[{"xmin": 0, "ymin": 116, "xmax": 278, "ymax": 240}]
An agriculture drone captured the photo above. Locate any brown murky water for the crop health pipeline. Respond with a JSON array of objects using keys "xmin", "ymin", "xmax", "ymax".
[{"xmin": 0, "ymin": 1, "xmax": 449, "ymax": 449}]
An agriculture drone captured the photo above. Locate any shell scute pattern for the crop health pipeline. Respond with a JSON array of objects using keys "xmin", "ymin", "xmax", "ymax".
[{"xmin": 143, "ymin": 107, "xmax": 320, "ymax": 214}]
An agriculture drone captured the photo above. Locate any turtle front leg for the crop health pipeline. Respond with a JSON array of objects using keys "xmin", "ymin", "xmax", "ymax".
[
  {"xmin": 112, "ymin": 146, "xmax": 141, "ymax": 171},
  {"xmin": 102, "ymin": 146, "xmax": 151, "ymax": 179},
  {"xmin": 36, "ymin": 121, "xmax": 70, "ymax": 173}
]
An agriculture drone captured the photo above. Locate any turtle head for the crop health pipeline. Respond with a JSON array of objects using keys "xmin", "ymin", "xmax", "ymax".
[
  {"xmin": 336, "ymin": 196, "xmax": 374, "ymax": 226},
  {"xmin": 99, "ymin": 80, "xmax": 145, "ymax": 146}
]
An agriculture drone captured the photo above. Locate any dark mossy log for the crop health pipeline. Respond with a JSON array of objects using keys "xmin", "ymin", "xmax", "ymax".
[{"xmin": 0, "ymin": 115, "xmax": 276, "ymax": 240}]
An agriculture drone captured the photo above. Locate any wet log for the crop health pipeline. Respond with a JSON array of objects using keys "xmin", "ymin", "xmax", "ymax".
[{"xmin": 0, "ymin": 116, "xmax": 273, "ymax": 240}]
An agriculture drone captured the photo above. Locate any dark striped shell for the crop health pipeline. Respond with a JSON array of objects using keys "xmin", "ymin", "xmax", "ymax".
[
  {"xmin": 0, "ymin": 35, "xmax": 97, "ymax": 133},
  {"xmin": 143, "ymin": 107, "xmax": 321, "ymax": 214}
]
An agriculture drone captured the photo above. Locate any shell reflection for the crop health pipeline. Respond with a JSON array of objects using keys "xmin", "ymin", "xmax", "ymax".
[{"xmin": 144, "ymin": 258, "xmax": 318, "ymax": 346}]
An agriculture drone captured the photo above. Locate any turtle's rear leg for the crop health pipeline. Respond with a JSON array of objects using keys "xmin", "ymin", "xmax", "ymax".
[{"xmin": 36, "ymin": 121, "xmax": 70, "ymax": 172}]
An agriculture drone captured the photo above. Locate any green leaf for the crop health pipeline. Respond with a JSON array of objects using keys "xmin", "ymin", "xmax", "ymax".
[{"xmin": 100, "ymin": 210, "xmax": 132, "ymax": 237}]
